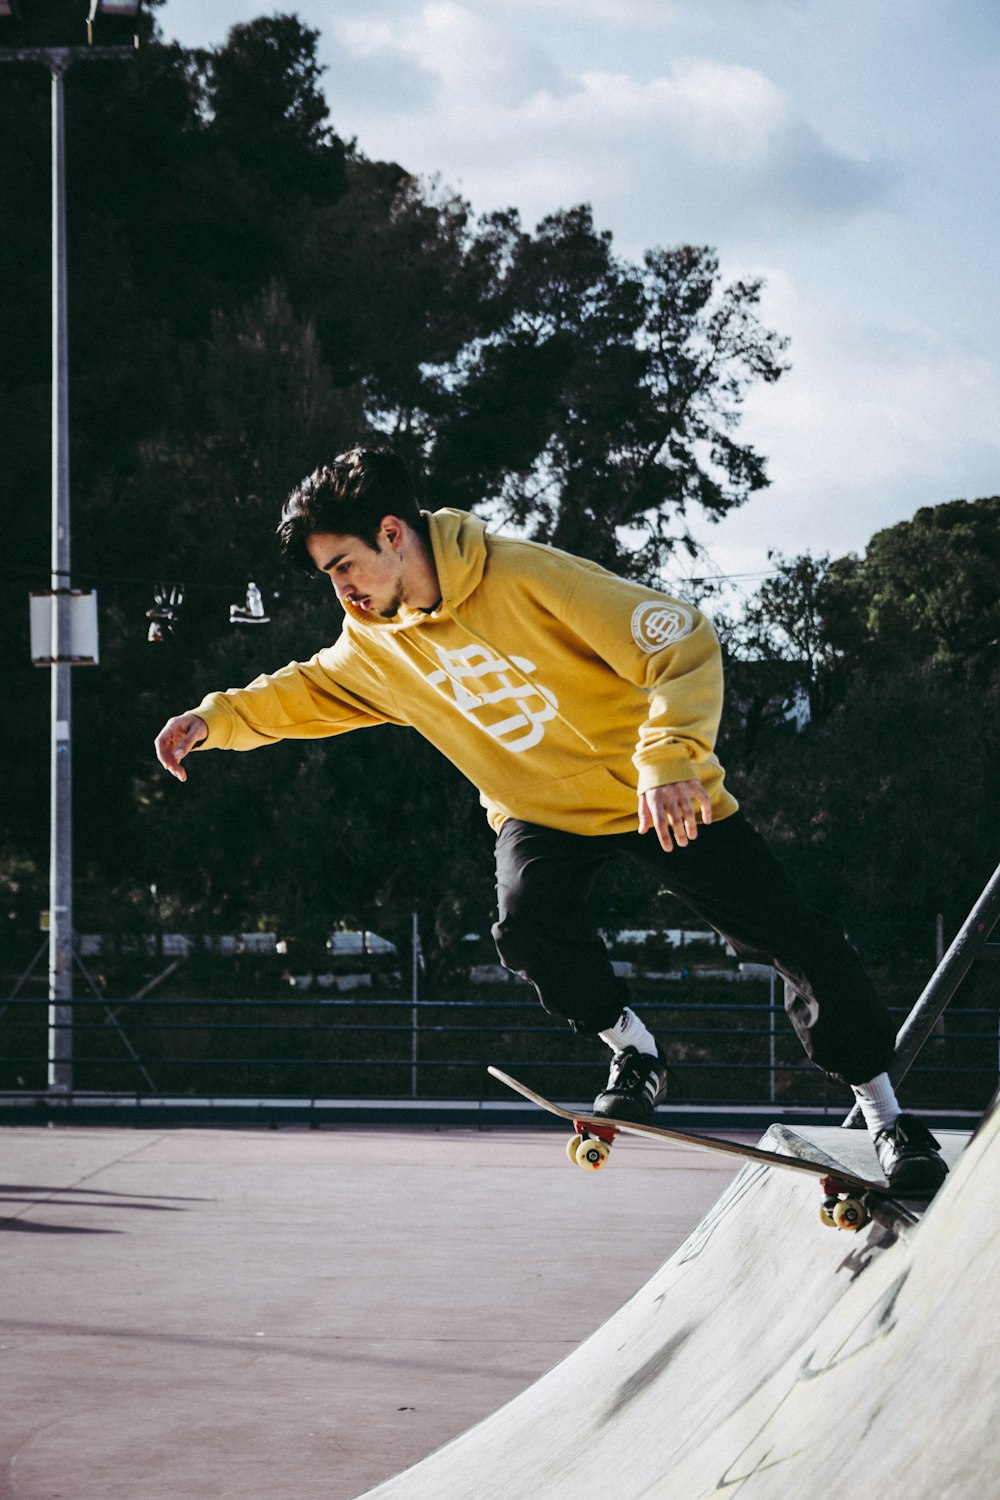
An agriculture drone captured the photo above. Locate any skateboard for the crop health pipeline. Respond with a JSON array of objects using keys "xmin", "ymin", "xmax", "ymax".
[{"xmin": 487, "ymin": 1065, "xmax": 891, "ymax": 1232}]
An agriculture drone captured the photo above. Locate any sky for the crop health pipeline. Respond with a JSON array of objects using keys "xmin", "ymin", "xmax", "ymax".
[{"xmin": 161, "ymin": 0, "xmax": 1000, "ymax": 596}]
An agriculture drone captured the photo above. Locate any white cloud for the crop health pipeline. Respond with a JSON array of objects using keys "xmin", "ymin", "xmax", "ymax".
[
  {"xmin": 332, "ymin": 0, "xmax": 684, "ymax": 27},
  {"xmin": 684, "ymin": 269, "xmax": 1000, "ymax": 587},
  {"xmin": 326, "ymin": 6, "xmax": 897, "ymax": 244},
  {"xmin": 752, "ymin": 276, "xmax": 1000, "ymax": 495},
  {"xmin": 337, "ymin": 1, "xmax": 570, "ymax": 112},
  {"xmin": 650, "ymin": 59, "xmax": 793, "ymax": 162}
]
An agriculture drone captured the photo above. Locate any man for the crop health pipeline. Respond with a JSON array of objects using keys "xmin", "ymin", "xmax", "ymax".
[{"xmin": 155, "ymin": 447, "xmax": 947, "ymax": 1194}]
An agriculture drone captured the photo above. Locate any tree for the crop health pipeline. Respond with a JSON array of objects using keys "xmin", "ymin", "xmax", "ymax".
[
  {"xmin": 841, "ymin": 497, "xmax": 1000, "ymax": 671},
  {"xmin": 429, "ymin": 211, "xmax": 789, "ymax": 580},
  {"xmin": 289, "ymin": 159, "xmax": 504, "ymax": 470},
  {"xmin": 207, "ymin": 15, "xmax": 337, "ymax": 184},
  {"xmin": 730, "ymin": 550, "xmax": 842, "ymax": 722},
  {"xmin": 727, "ymin": 494, "xmax": 1000, "ymax": 739},
  {"xmin": 722, "ymin": 494, "xmax": 1000, "ymax": 968},
  {"xmin": 730, "ymin": 659, "xmax": 1000, "ymax": 964}
]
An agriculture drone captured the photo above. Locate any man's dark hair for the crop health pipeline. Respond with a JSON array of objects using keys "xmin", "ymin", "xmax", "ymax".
[{"xmin": 277, "ymin": 447, "xmax": 423, "ymax": 572}]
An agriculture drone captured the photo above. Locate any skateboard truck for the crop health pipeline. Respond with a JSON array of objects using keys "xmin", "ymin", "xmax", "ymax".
[{"xmin": 818, "ymin": 1174, "xmax": 871, "ymax": 1232}]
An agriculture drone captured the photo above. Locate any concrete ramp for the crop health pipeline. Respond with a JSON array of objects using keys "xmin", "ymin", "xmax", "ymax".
[{"xmin": 356, "ymin": 1118, "xmax": 987, "ymax": 1499}]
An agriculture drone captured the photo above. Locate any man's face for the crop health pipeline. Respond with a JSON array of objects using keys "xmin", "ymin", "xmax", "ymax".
[{"xmin": 305, "ymin": 524, "xmax": 406, "ymax": 618}]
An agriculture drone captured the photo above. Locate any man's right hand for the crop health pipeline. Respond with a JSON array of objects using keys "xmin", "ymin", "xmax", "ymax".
[{"xmin": 155, "ymin": 713, "xmax": 208, "ymax": 782}]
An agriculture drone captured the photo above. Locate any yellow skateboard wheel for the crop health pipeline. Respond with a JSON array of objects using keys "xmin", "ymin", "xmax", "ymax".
[
  {"xmin": 832, "ymin": 1197, "xmax": 868, "ymax": 1231},
  {"xmin": 566, "ymin": 1133, "xmax": 584, "ymax": 1164},
  {"xmin": 575, "ymin": 1137, "xmax": 611, "ymax": 1172}
]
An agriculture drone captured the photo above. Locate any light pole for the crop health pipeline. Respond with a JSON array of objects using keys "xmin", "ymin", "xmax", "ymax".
[{"xmin": 1, "ymin": 0, "xmax": 141, "ymax": 1095}]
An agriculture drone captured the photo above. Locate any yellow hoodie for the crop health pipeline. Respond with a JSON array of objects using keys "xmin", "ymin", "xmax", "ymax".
[{"xmin": 190, "ymin": 509, "xmax": 739, "ymax": 836}]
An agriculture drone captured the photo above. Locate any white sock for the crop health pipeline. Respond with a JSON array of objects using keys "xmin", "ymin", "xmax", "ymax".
[
  {"xmin": 852, "ymin": 1074, "xmax": 901, "ymax": 1137},
  {"xmin": 599, "ymin": 1007, "xmax": 658, "ymax": 1058}
]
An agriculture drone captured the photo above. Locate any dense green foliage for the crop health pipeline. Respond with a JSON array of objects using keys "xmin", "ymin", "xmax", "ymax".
[
  {"xmin": 1, "ymin": 6, "xmax": 997, "ymax": 1010},
  {"xmin": 719, "ymin": 499, "xmax": 1000, "ymax": 963}
]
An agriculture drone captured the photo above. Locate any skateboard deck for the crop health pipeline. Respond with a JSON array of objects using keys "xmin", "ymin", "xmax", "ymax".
[{"xmin": 488, "ymin": 1065, "xmax": 890, "ymax": 1231}]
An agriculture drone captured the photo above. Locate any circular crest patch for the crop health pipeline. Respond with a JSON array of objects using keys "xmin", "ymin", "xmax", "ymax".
[{"xmin": 630, "ymin": 600, "xmax": 694, "ymax": 654}]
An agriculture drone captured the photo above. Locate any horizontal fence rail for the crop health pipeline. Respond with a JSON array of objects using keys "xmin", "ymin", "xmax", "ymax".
[{"xmin": 2, "ymin": 979, "xmax": 997, "ymax": 1120}]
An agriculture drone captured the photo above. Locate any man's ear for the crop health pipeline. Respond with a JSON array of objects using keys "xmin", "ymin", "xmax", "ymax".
[{"xmin": 379, "ymin": 516, "xmax": 404, "ymax": 551}]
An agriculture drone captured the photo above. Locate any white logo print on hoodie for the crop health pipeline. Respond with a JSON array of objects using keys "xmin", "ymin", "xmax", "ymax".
[{"xmin": 424, "ymin": 642, "xmax": 558, "ymax": 752}]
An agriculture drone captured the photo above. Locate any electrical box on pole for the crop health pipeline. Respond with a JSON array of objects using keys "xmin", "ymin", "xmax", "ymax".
[{"xmin": 29, "ymin": 589, "xmax": 100, "ymax": 665}]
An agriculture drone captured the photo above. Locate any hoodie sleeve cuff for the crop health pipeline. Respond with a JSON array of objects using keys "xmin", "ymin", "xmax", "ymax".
[
  {"xmin": 635, "ymin": 758, "xmax": 698, "ymax": 794},
  {"xmin": 189, "ymin": 694, "xmax": 235, "ymax": 750}
]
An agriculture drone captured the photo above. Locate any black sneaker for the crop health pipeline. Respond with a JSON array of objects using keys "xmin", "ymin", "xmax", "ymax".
[
  {"xmin": 593, "ymin": 1046, "xmax": 668, "ymax": 1124},
  {"xmin": 874, "ymin": 1114, "xmax": 949, "ymax": 1198}
]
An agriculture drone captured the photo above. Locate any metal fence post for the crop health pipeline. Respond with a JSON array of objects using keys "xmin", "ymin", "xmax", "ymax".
[
  {"xmin": 410, "ymin": 912, "xmax": 420, "ymax": 1099},
  {"xmin": 768, "ymin": 966, "xmax": 776, "ymax": 1105},
  {"xmin": 47, "ymin": 55, "xmax": 73, "ymax": 1097}
]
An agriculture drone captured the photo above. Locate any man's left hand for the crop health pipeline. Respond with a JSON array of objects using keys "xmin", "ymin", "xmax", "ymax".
[{"xmin": 639, "ymin": 780, "xmax": 713, "ymax": 853}]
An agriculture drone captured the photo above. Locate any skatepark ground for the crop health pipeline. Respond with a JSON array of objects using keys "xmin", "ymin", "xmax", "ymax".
[{"xmin": 1, "ymin": 1122, "xmax": 744, "ymax": 1500}]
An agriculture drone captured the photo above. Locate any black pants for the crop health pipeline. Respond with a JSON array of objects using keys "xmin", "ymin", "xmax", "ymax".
[{"xmin": 491, "ymin": 811, "xmax": 896, "ymax": 1087}]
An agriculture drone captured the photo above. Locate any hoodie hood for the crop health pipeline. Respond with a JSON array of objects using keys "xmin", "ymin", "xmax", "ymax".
[{"xmin": 428, "ymin": 507, "xmax": 488, "ymax": 610}]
